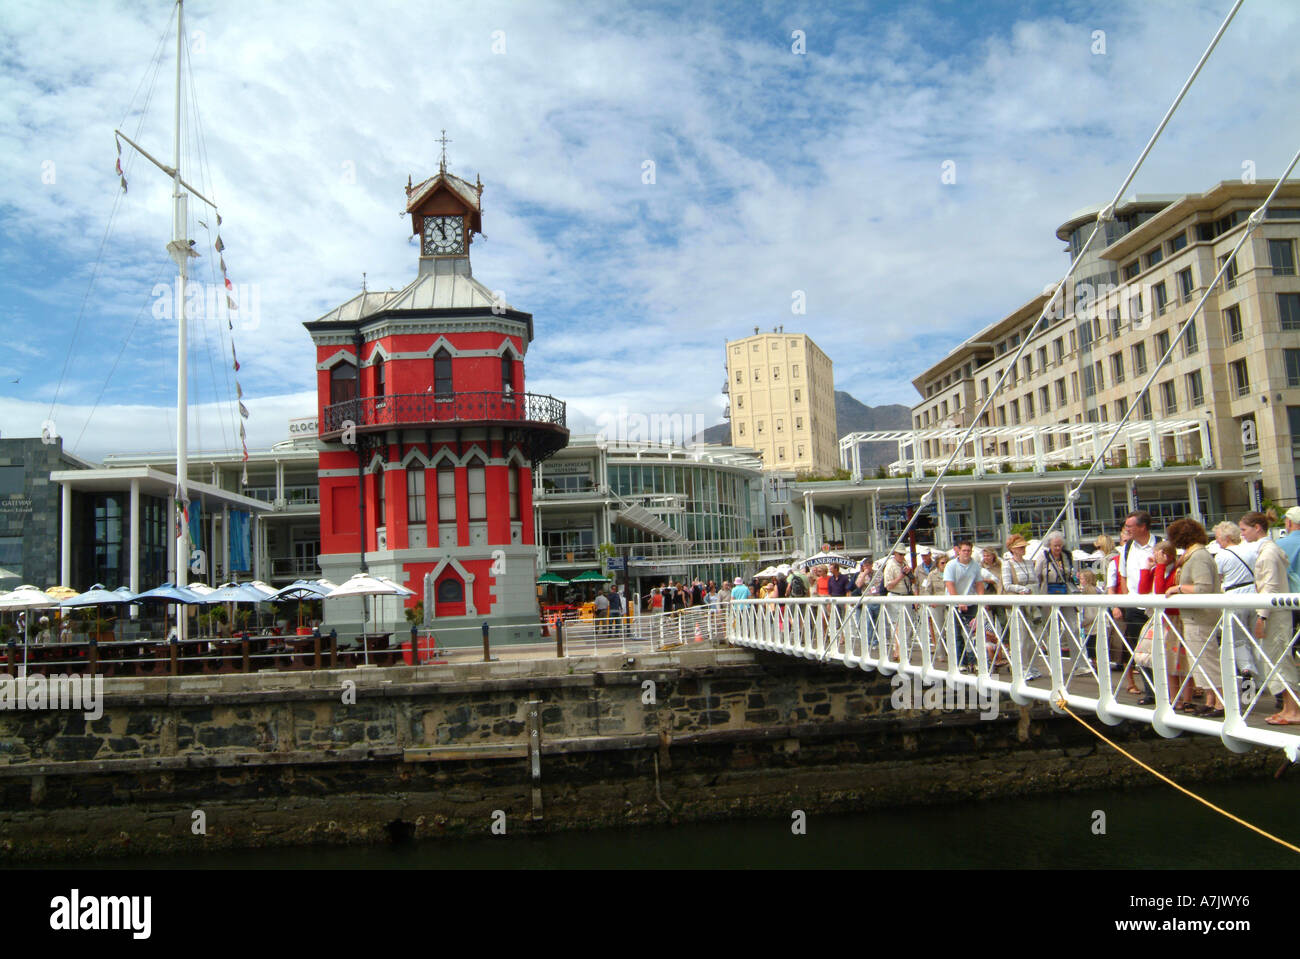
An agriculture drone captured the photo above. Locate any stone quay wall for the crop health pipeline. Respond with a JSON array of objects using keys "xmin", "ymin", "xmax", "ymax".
[{"xmin": 0, "ymin": 648, "xmax": 1275, "ymax": 861}]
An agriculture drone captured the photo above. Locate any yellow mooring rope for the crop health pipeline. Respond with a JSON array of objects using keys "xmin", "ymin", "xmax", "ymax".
[{"xmin": 1053, "ymin": 695, "xmax": 1300, "ymax": 855}]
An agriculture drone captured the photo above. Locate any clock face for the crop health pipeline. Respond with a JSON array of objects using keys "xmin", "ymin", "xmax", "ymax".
[{"xmin": 422, "ymin": 215, "xmax": 466, "ymax": 255}]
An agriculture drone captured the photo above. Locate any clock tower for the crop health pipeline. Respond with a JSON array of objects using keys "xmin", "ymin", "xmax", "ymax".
[{"xmin": 304, "ymin": 144, "xmax": 569, "ymax": 647}]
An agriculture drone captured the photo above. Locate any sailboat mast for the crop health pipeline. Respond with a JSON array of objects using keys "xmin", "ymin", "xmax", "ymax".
[{"xmin": 173, "ymin": 0, "xmax": 189, "ymax": 594}]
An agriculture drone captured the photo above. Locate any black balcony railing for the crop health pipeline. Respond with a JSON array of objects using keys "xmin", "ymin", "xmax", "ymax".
[{"xmin": 323, "ymin": 391, "xmax": 565, "ymax": 434}]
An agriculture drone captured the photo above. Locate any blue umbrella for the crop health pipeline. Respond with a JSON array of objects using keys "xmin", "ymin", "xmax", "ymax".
[
  {"xmin": 61, "ymin": 584, "xmax": 135, "ymax": 607},
  {"xmin": 201, "ymin": 582, "xmax": 271, "ymax": 604}
]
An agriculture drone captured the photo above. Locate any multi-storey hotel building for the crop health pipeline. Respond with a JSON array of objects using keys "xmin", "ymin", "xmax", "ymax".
[{"xmin": 725, "ymin": 330, "xmax": 837, "ymax": 474}]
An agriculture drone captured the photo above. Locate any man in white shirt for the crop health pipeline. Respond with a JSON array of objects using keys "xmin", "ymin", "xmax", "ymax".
[
  {"xmin": 1114, "ymin": 510, "xmax": 1157, "ymax": 703},
  {"xmin": 944, "ymin": 540, "xmax": 984, "ymax": 668}
]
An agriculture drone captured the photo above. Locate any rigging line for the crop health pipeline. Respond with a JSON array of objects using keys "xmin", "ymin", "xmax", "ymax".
[
  {"xmin": 118, "ymin": 3, "xmax": 176, "ymax": 131},
  {"xmin": 1054, "ymin": 697, "xmax": 1300, "ymax": 856},
  {"xmin": 1029, "ymin": 147, "xmax": 1300, "ymax": 560},
  {"xmin": 52, "ymin": 10, "xmax": 173, "ymax": 427},
  {"xmin": 882, "ymin": 0, "xmax": 1245, "ymax": 566},
  {"xmin": 819, "ymin": 0, "xmax": 1245, "ymax": 659},
  {"xmin": 185, "ymin": 41, "xmax": 239, "ymax": 455},
  {"xmin": 70, "ymin": 259, "xmax": 173, "ymax": 456}
]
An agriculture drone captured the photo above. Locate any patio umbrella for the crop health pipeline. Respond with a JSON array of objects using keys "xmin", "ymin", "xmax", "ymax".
[
  {"xmin": 755, "ymin": 566, "xmax": 781, "ymax": 578},
  {"xmin": 133, "ymin": 583, "xmax": 205, "ymax": 641},
  {"xmin": 61, "ymin": 584, "xmax": 136, "ymax": 641},
  {"xmin": 0, "ymin": 585, "xmax": 59, "ymax": 668},
  {"xmin": 271, "ymin": 579, "xmax": 336, "ymax": 629},
  {"xmin": 569, "ymin": 570, "xmax": 611, "ymax": 583},
  {"xmin": 536, "ymin": 572, "xmax": 570, "ymax": 585},
  {"xmin": 45, "ymin": 586, "xmax": 78, "ymax": 601},
  {"xmin": 796, "ymin": 552, "xmax": 855, "ymax": 572},
  {"xmin": 325, "ymin": 574, "xmax": 416, "ymax": 664}
]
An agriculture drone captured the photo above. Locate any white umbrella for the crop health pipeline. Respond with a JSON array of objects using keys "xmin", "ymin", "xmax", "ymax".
[
  {"xmin": 0, "ymin": 585, "xmax": 59, "ymax": 670},
  {"xmin": 755, "ymin": 566, "xmax": 781, "ymax": 578},
  {"xmin": 325, "ymin": 574, "xmax": 415, "ymax": 664}
]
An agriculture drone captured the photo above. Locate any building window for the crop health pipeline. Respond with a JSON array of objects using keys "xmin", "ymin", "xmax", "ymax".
[
  {"xmin": 434, "ymin": 348, "xmax": 453, "ymax": 396},
  {"xmin": 1025, "ymin": 393, "xmax": 1035, "ymax": 418},
  {"xmin": 1290, "ymin": 407, "xmax": 1300, "ymax": 438},
  {"xmin": 738, "ymin": 423, "xmax": 745, "ymax": 436},
  {"xmin": 753, "ymin": 369, "xmax": 761, "ymax": 382},
  {"xmin": 509, "ymin": 464, "xmax": 521, "ymax": 521},
  {"xmin": 1269, "ymin": 239, "xmax": 1296, "ymax": 276},
  {"xmin": 778, "ymin": 447, "xmax": 785, "ymax": 459},
  {"xmin": 1055, "ymin": 378, "xmax": 1066, "ymax": 405},
  {"xmin": 1231, "ymin": 359, "xmax": 1250, "ymax": 397},
  {"xmin": 1159, "ymin": 380, "xmax": 1177, "ymax": 414},
  {"xmin": 1177, "ymin": 267, "xmax": 1194, "ymax": 302},
  {"xmin": 776, "ymin": 418, "xmax": 784, "ymax": 433},
  {"xmin": 1037, "ymin": 347, "xmax": 1047, "ymax": 371},
  {"xmin": 329, "ymin": 360, "xmax": 358, "ymax": 406},
  {"xmin": 1022, "ymin": 356, "xmax": 1032, "ymax": 378},
  {"xmin": 737, "ymin": 395, "xmax": 743, "ymax": 409},
  {"xmin": 1123, "ymin": 260, "xmax": 1140, "ymax": 281},
  {"xmin": 1116, "ymin": 397, "xmax": 1129, "ymax": 419},
  {"xmin": 1094, "ymin": 360, "xmax": 1104, "ymax": 391},
  {"xmin": 792, "ymin": 365, "xmax": 800, "ymax": 377},
  {"xmin": 1132, "ymin": 343, "xmax": 1148, "ymax": 376},
  {"xmin": 1181, "ymin": 319, "xmax": 1199, "ymax": 356},
  {"xmin": 407, "ymin": 464, "xmax": 426, "ymax": 523},
  {"xmin": 1153, "ymin": 281, "xmax": 1168, "ymax": 316},
  {"xmin": 1139, "ymin": 393, "xmax": 1152, "ymax": 420},
  {"xmin": 374, "ymin": 357, "xmax": 386, "ymax": 398},
  {"xmin": 1039, "ymin": 386, "xmax": 1050, "ymax": 412},
  {"xmin": 437, "ymin": 464, "xmax": 456, "ymax": 525},
  {"xmin": 1109, "ymin": 309, "xmax": 1122, "ymax": 338},
  {"xmin": 1144, "ymin": 245, "xmax": 1163, "ymax": 270},
  {"xmin": 772, "ymin": 366, "xmax": 781, "ymax": 380},
  {"xmin": 1219, "ymin": 253, "xmax": 1238, "ymax": 289},
  {"xmin": 1070, "ymin": 372, "xmax": 1079, "ymax": 401},
  {"xmin": 735, "ymin": 370, "xmax": 743, "ymax": 384},
  {"xmin": 997, "ymin": 406, "xmax": 1007, "ymax": 427},
  {"xmin": 1053, "ymin": 338, "xmax": 1064, "ymax": 364},
  {"xmin": 1286, "ymin": 350, "xmax": 1300, "ymax": 388},
  {"xmin": 1280, "ymin": 294, "xmax": 1300, "ymax": 331},
  {"xmin": 1082, "ymin": 366, "xmax": 1096, "ymax": 397},
  {"xmin": 1111, "ymin": 352, "xmax": 1125, "ymax": 384},
  {"xmin": 1226, "ymin": 305, "xmax": 1244, "ymax": 343},
  {"xmin": 1155, "ymin": 330, "xmax": 1171, "ymax": 358},
  {"xmin": 1168, "ymin": 231, "xmax": 1187, "ymax": 254},
  {"xmin": 1078, "ymin": 321, "xmax": 1093, "ymax": 350},
  {"xmin": 757, "ymin": 420, "xmax": 764, "ymax": 434},
  {"xmin": 467, "ymin": 457, "xmax": 486, "ymax": 520},
  {"xmin": 797, "ymin": 445, "xmax": 805, "ymax": 457},
  {"xmin": 375, "ymin": 465, "xmax": 386, "ymax": 529},
  {"xmin": 501, "ymin": 354, "xmax": 514, "ymax": 392},
  {"xmin": 793, "ymin": 388, "xmax": 801, "ymax": 402},
  {"xmin": 795, "ymin": 416, "xmax": 803, "ymax": 430}
]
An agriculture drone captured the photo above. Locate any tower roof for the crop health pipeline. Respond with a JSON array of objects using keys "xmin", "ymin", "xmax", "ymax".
[{"xmin": 309, "ymin": 258, "xmax": 523, "ymax": 330}]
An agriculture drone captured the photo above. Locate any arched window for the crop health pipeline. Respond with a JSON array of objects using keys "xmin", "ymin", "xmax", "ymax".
[
  {"xmin": 436, "ymin": 577, "xmax": 464, "ymax": 604},
  {"xmin": 501, "ymin": 354, "xmax": 513, "ymax": 393},
  {"xmin": 407, "ymin": 464, "xmax": 425, "ymax": 523},
  {"xmin": 467, "ymin": 456, "xmax": 486, "ymax": 521},
  {"xmin": 437, "ymin": 462, "xmax": 456, "ymax": 529},
  {"xmin": 509, "ymin": 463, "xmax": 520, "ymax": 521},
  {"xmin": 434, "ymin": 348, "xmax": 452, "ymax": 397},
  {"xmin": 375, "ymin": 465, "xmax": 386, "ymax": 528},
  {"xmin": 374, "ymin": 357, "xmax": 386, "ymax": 398},
  {"xmin": 435, "ymin": 571, "xmax": 466, "ymax": 616},
  {"xmin": 330, "ymin": 360, "xmax": 357, "ymax": 406}
]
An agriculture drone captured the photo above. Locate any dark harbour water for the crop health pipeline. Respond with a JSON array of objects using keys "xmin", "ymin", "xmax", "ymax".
[{"xmin": 25, "ymin": 776, "xmax": 1300, "ymax": 869}]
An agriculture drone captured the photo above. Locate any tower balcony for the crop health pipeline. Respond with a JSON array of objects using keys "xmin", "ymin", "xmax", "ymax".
[{"xmin": 321, "ymin": 390, "xmax": 568, "ymax": 460}]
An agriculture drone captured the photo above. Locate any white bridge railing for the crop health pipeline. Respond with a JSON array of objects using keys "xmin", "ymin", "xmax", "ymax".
[{"xmin": 727, "ymin": 593, "xmax": 1300, "ymax": 755}]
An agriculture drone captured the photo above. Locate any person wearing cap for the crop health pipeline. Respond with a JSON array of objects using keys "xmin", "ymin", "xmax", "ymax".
[
  {"xmin": 883, "ymin": 545, "xmax": 914, "ymax": 597},
  {"xmin": 1002, "ymin": 533, "xmax": 1042, "ymax": 679},
  {"xmin": 730, "ymin": 577, "xmax": 750, "ymax": 601}
]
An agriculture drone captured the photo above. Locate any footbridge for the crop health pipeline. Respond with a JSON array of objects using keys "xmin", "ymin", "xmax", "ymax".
[{"xmin": 727, "ymin": 593, "xmax": 1300, "ymax": 757}]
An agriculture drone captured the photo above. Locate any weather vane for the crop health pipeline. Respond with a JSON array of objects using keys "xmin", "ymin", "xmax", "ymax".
[{"xmin": 437, "ymin": 129, "xmax": 452, "ymax": 172}]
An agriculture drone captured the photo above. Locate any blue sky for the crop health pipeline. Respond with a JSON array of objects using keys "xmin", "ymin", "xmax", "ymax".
[{"xmin": 0, "ymin": 0, "xmax": 1297, "ymax": 461}]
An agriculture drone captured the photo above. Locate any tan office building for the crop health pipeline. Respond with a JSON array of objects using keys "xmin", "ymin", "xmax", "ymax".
[
  {"xmin": 911, "ymin": 179, "xmax": 1300, "ymax": 511},
  {"xmin": 726, "ymin": 330, "xmax": 837, "ymax": 474}
]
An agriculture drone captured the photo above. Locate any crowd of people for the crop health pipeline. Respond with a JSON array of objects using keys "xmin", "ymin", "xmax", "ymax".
[{"xmin": 721, "ymin": 510, "xmax": 1300, "ymax": 726}]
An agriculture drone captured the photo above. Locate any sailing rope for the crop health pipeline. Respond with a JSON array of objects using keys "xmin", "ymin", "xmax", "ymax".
[
  {"xmin": 1054, "ymin": 696, "xmax": 1300, "ymax": 856},
  {"xmin": 820, "ymin": 0, "xmax": 1245, "ymax": 659}
]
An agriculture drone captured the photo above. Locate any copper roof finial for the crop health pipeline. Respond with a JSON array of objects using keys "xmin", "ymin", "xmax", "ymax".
[{"xmin": 405, "ymin": 174, "xmax": 412, "ymax": 195}]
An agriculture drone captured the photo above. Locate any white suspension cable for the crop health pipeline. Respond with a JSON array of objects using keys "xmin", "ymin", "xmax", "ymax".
[
  {"xmin": 819, "ymin": 0, "xmax": 1246, "ymax": 659},
  {"xmin": 1030, "ymin": 147, "xmax": 1300, "ymax": 560}
]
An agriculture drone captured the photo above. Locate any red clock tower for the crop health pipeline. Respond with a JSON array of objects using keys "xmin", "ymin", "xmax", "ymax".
[{"xmin": 305, "ymin": 152, "xmax": 568, "ymax": 643}]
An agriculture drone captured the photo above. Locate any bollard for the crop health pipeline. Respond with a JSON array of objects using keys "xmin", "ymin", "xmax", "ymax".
[
  {"xmin": 556, "ymin": 617, "xmax": 564, "ymax": 658},
  {"xmin": 7, "ymin": 640, "xmax": 16, "ymax": 678},
  {"xmin": 313, "ymin": 632, "xmax": 322, "ymax": 671},
  {"xmin": 482, "ymin": 620, "xmax": 491, "ymax": 663},
  {"xmin": 88, "ymin": 637, "xmax": 98, "ymax": 676},
  {"xmin": 241, "ymin": 637, "xmax": 250, "ymax": 673},
  {"xmin": 169, "ymin": 637, "xmax": 179, "ymax": 676}
]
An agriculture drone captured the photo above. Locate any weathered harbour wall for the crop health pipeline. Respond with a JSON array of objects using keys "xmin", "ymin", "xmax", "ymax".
[{"xmin": 0, "ymin": 648, "xmax": 1276, "ymax": 861}]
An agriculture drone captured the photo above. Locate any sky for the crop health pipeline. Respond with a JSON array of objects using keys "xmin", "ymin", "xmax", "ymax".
[{"xmin": 0, "ymin": 0, "xmax": 1297, "ymax": 463}]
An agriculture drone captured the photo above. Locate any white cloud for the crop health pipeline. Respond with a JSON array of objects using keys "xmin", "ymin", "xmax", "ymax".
[{"xmin": 0, "ymin": 0, "xmax": 1296, "ymax": 459}]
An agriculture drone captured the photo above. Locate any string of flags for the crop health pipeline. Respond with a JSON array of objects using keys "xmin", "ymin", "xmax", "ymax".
[{"xmin": 114, "ymin": 139, "xmax": 249, "ymax": 481}]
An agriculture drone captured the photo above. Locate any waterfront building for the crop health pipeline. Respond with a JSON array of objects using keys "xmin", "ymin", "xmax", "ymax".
[
  {"xmin": 908, "ymin": 180, "xmax": 1300, "ymax": 506},
  {"xmin": 725, "ymin": 329, "xmax": 837, "ymax": 474},
  {"xmin": 0, "ymin": 437, "xmax": 94, "ymax": 590},
  {"xmin": 534, "ymin": 436, "xmax": 790, "ymax": 600},
  {"xmin": 304, "ymin": 158, "xmax": 568, "ymax": 642}
]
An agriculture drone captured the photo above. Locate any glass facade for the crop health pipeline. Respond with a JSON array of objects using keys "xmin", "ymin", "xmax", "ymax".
[{"xmin": 607, "ymin": 462, "xmax": 752, "ymax": 544}]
